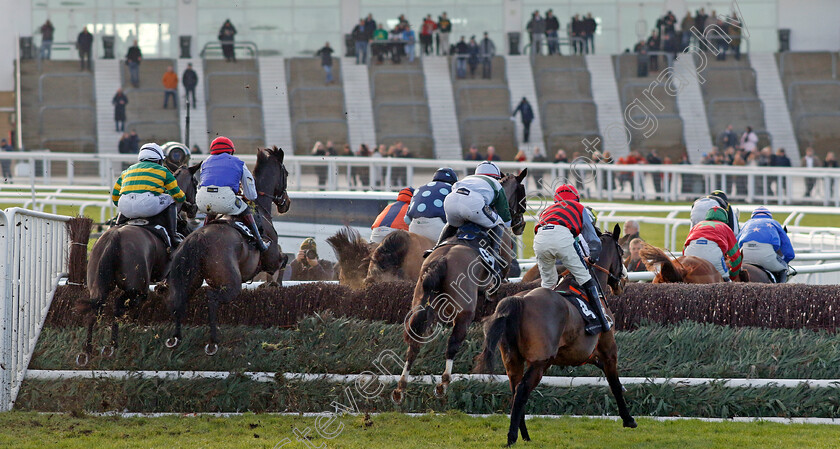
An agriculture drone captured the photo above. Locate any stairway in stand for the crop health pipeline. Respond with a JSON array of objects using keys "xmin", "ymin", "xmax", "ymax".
[
  {"xmin": 341, "ymin": 59, "xmax": 377, "ymax": 150},
  {"xmin": 585, "ymin": 54, "xmax": 630, "ymax": 157},
  {"xmin": 178, "ymin": 59, "xmax": 209, "ymax": 152},
  {"xmin": 751, "ymin": 53, "xmax": 801, "ymax": 164},
  {"xmin": 421, "ymin": 57, "xmax": 462, "ymax": 160}
]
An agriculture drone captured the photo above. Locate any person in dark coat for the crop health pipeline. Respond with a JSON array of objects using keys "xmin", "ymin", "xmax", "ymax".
[
  {"xmin": 219, "ymin": 19, "xmax": 237, "ymax": 62},
  {"xmin": 125, "ymin": 40, "xmax": 142, "ymax": 87},
  {"xmin": 454, "ymin": 36, "xmax": 469, "ymax": 78},
  {"xmin": 128, "ymin": 130, "xmax": 140, "ymax": 154},
  {"xmin": 118, "ymin": 133, "xmax": 132, "ymax": 154},
  {"xmin": 512, "ymin": 97, "xmax": 535, "ymax": 143},
  {"xmin": 112, "ymin": 88, "xmax": 128, "ymax": 132},
  {"xmin": 39, "ymin": 20, "xmax": 54, "ymax": 60},
  {"xmin": 76, "ymin": 26, "xmax": 93, "ymax": 71},
  {"xmin": 316, "ymin": 42, "xmax": 335, "ymax": 84},
  {"xmin": 544, "ymin": 10, "xmax": 560, "ymax": 55},
  {"xmin": 479, "ymin": 32, "xmax": 495, "ymax": 79},
  {"xmin": 0, "ymin": 138, "xmax": 13, "ymax": 181},
  {"xmin": 182, "ymin": 63, "xmax": 198, "ymax": 108},
  {"xmin": 571, "ymin": 14, "xmax": 584, "ymax": 54},
  {"xmin": 467, "ymin": 36, "xmax": 480, "ymax": 78},
  {"xmin": 583, "ymin": 13, "xmax": 597, "ymax": 53}
]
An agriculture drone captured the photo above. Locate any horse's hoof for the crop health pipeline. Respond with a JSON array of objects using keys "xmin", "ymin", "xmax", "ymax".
[
  {"xmin": 623, "ymin": 417, "xmax": 637, "ymax": 428},
  {"xmin": 100, "ymin": 345, "xmax": 115, "ymax": 358},
  {"xmin": 165, "ymin": 337, "xmax": 179, "ymax": 349},
  {"xmin": 75, "ymin": 352, "xmax": 89, "ymax": 367},
  {"xmin": 434, "ymin": 383, "xmax": 447, "ymax": 398},
  {"xmin": 391, "ymin": 389, "xmax": 404, "ymax": 404},
  {"xmin": 204, "ymin": 343, "xmax": 218, "ymax": 356}
]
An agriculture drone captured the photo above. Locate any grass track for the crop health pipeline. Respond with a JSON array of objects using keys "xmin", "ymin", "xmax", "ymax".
[{"xmin": 1, "ymin": 412, "xmax": 839, "ymax": 448}]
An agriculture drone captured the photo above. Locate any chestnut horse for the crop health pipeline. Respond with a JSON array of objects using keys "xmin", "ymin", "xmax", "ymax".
[
  {"xmin": 477, "ymin": 226, "xmax": 635, "ymax": 446},
  {"xmin": 639, "ymin": 242, "xmax": 724, "ymax": 283},
  {"xmin": 164, "ymin": 147, "xmax": 290, "ymax": 354},
  {"xmin": 79, "ymin": 164, "xmax": 199, "ymax": 364},
  {"xmin": 392, "ymin": 169, "xmax": 528, "ymax": 402}
]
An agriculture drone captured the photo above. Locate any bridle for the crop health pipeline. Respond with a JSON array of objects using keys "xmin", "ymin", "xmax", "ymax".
[
  {"xmin": 256, "ymin": 162, "xmax": 288, "ymax": 217},
  {"xmin": 504, "ymin": 175, "xmax": 527, "ymax": 234}
]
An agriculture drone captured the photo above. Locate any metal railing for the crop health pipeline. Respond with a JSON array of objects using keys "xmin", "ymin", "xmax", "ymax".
[
  {"xmin": 779, "ymin": 51, "xmax": 837, "ymax": 81},
  {"xmin": 15, "ymin": 34, "xmax": 23, "ymax": 150},
  {"xmin": 523, "ymin": 36, "xmax": 587, "ymax": 60},
  {"xmin": 200, "ymin": 41, "xmax": 259, "ymax": 59}
]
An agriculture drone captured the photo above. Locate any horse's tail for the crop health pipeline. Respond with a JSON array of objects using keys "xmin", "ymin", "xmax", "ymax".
[
  {"xmin": 367, "ymin": 230, "xmax": 411, "ymax": 280},
  {"xmin": 164, "ymin": 230, "xmax": 206, "ymax": 309},
  {"xmin": 80, "ymin": 229, "xmax": 120, "ymax": 314},
  {"xmin": 476, "ymin": 295, "xmax": 524, "ymax": 374},
  {"xmin": 419, "ymin": 257, "xmax": 448, "ymax": 308},
  {"xmin": 639, "ymin": 242, "xmax": 684, "ymax": 283}
]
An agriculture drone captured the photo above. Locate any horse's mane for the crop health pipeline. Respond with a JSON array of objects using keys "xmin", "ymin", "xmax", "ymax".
[
  {"xmin": 639, "ymin": 242, "xmax": 685, "ymax": 282},
  {"xmin": 326, "ymin": 227, "xmax": 372, "ymax": 274},
  {"xmin": 369, "ymin": 230, "xmax": 410, "ymax": 277},
  {"xmin": 255, "ymin": 146, "xmax": 285, "ymax": 174}
]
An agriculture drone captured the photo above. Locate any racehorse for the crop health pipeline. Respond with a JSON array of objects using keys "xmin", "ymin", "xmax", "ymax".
[
  {"xmin": 164, "ymin": 147, "xmax": 291, "ymax": 354},
  {"xmin": 78, "ymin": 164, "xmax": 199, "ymax": 365},
  {"xmin": 520, "ymin": 263, "xmax": 564, "ymax": 283},
  {"xmin": 740, "ymin": 264, "xmax": 773, "ymax": 283},
  {"xmin": 477, "ymin": 226, "xmax": 635, "ymax": 446},
  {"xmin": 391, "ymin": 169, "xmax": 528, "ymax": 403},
  {"xmin": 326, "ymin": 228, "xmax": 434, "ymax": 288},
  {"xmin": 639, "ymin": 242, "xmax": 724, "ymax": 283}
]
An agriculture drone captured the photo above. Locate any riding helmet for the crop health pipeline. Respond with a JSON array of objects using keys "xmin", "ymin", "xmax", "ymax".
[
  {"xmin": 554, "ymin": 184, "xmax": 580, "ymax": 202},
  {"xmin": 474, "ymin": 161, "xmax": 501, "ymax": 179},
  {"xmin": 432, "ymin": 167, "xmax": 458, "ymax": 184},
  {"xmin": 710, "ymin": 189, "xmax": 728, "ymax": 205},
  {"xmin": 751, "ymin": 206, "xmax": 773, "ymax": 218},
  {"xmin": 210, "ymin": 136, "xmax": 236, "ymax": 155},
  {"xmin": 161, "ymin": 141, "xmax": 191, "ymax": 172},
  {"xmin": 138, "ymin": 143, "xmax": 165, "ymax": 163}
]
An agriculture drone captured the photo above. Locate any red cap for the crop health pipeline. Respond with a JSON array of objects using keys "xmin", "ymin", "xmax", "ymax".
[
  {"xmin": 554, "ymin": 184, "xmax": 580, "ymax": 202},
  {"xmin": 210, "ymin": 136, "xmax": 235, "ymax": 155}
]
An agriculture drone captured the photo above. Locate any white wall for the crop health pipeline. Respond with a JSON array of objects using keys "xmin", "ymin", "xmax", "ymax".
[
  {"xmin": 0, "ymin": 0, "xmax": 32, "ymax": 92},
  {"xmin": 778, "ymin": 0, "xmax": 840, "ymax": 51}
]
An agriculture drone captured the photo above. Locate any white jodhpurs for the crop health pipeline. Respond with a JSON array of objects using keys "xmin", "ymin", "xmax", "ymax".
[
  {"xmin": 443, "ymin": 189, "xmax": 503, "ymax": 228},
  {"xmin": 196, "ymin": 186, "xmax": 248, "ymax": 215},
  {"xmin": 408, "ymin": 216, "xmax": 446, "ymax": 242},
  {"xmin": 117, "ymin": 192, "xmax": 173, "ymax": 219},
  {"xmin": 684, "ymin": 238, "xmax": 728, "ymax": 277},
  {"xmin": 741, "ymin": 241, "xmax": 787, "ymax": 272},
  {"xmin": 370, "ymin": 226, "xmax": 396, "ymax": 244},
  {"xmin": 533, "ymin": 225, "xmax": 591, "ymax": 289}
]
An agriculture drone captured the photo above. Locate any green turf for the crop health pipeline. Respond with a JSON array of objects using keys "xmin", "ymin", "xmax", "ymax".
[{"xmin": 0, "ymin": 411, "xmax": 838, "ymax": 448}]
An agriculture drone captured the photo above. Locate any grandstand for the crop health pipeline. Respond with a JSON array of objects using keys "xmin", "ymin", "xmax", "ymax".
[{"xmin": 1, "ymin": 0, "xmax": 839, "ymax": 180}]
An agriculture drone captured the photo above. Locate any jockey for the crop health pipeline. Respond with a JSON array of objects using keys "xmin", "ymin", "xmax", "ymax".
[
  {"xmin": 110, "ymin": 142, "xmax": 186, "ymax": 248},
  {"xmin": 405, "ymin": 168, "xmax": 457, "ymax": 242},
  {"xmin": 534, "ymin": 184, "xmax": 608, "ymax": 334},
  {"xmin": 195, "ymin": 136, "xmax": 268, "ymax": 252},
  {"xmin": 691, "ymin": 190, "xmax": 740, "ymax": 234},
  {"xmin": 684, "ymin": 206, "xmax": 743, "ymax": 281},
  {"xmin": 434, "ymin": 161, "xmax": 512, "ymax": 286},
  {"xmin": 370, "ymin": 187, "xmax": 414, "ymax": 243},
  {"xmin": 737, "ymin": 206, "xmax": 795, "ymax": 283}
]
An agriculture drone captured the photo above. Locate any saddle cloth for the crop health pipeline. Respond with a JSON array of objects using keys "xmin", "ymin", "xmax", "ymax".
[
  {"xmin": 440, "ymin": 222, "xmax": 499, "ymax": 277},
  {"xmin": 555, "ymin": 287, "xmax": 602, "ymax": 331},
  {"xmin": 206, "ymin": 216, "xmax": 268, "ymax": 248},
  {"xmin": 115, "ymin": 216, "xmax": 172, "ymax": 247}
]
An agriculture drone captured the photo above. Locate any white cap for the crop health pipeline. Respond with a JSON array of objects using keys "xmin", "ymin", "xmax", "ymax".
[
  {"xmin": 474, "ymin": 161, "xmax": 501, "ymax": 179},
  {"xmin": 138, "ymin": 143, "xmax": 165, "ymax": 162}
]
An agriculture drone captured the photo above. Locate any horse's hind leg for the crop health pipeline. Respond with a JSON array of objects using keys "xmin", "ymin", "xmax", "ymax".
[
  {"xmin": 507, "ymin": 360, "xmax": 547, "ymax": 447},
  {"xmin": 204, "ymin": 284, "xmax": 239, "ymax": 355},
  {"xmin": 501, "ymin": 347, "xmax": 530, "ymax": 442},
  {"xmin": 435, "ymin": 310, "xmax": 474, "ymax": 397},
  {"xmin": 596, "ymin": 333, "xmax": 637, "ymax": 428},
  {"xmin": 393, "ymin": 306, "xmax": 431, "ymax": 404}
]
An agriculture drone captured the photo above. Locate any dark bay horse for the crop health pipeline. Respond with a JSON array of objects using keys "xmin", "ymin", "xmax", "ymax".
[
  {"xmin": 79, "ymin": 164, "xmax": 199, "ymax": 364},
  {"xmin": 639, "ymin": 242, "xmax": 724, "ymax": 283},
  {"xmin": 392, "ymin": 169, "xmax": 528, "ymax": 403},
  {"xmin": 477, "ymin": 226, "xmax": 635, "ymax": 446},
  {"xmin": 164, "ymin": 147, "xmax": 291, "ymax": 354}
]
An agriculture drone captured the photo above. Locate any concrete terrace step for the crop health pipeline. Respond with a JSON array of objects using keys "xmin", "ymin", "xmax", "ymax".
[
  {"xmin": 341, "ymin": 58, "xmax": 376, "ymax": 149},
  {"xmin": 505, "ymin": 55, "xmax": 545, "ymax": 152},
  {"xmin": 259, "ymin": 57, "xmax": 293, "ymax": 151},
  {"xmin": 751, "ymin": 53, "xmax": 801, "ymax": 165},
  {"xmin": 585, "ymin": 55, "xmax": 629, "ymax": 157},
  {"xmin": 421, "ymin": 57, "xmax": 462, "ymax": 159}
]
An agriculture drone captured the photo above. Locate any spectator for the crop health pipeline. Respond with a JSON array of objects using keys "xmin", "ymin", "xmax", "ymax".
[
  {"xmin": 480, "ymin": 32, "xmax": 496, "ymax": 79},
  {"xmin": 118, "ymin": 133, "xmax": 131, "ymax": 154},
  {"xmin": 571, "ymin": 14, "xmax": 584, "ymax": 54},
  {"xmin": 389, "ymin": 23, "xmax": 405, "ymax": 63},
  {"xmin": 634, "ymin": 39, "xmax": 649, "ymax": 77},
  {"xmin": 646, "ymin": 149, "xmax": 662, "ymax": 194},
  {"xmin": 191, "ymin": 144, "xmax": 201, "ymax": 155},
  {"xmin": 372, "ymin": 23, "xmax": 389, "ymax": 64},
  {"xmin": 694, "ymin": 8, "xmax": 708, "ymax": 34},
  {"xmin": 531, "ymin": 147, "xmax": 548, "ymax": 189},
  {"xmin": 290, "ymin": 238, "xmax": 333, "ymax": 281},
  {"xmin": 311, "ymin": 141, "xmax": 334, "ymax": 190},
  {"xmin": 437, "ymin": 12, "xmax": 452, "ymax": 55},
  {"xmin": 76, "ymin": 26, "xmax": 93, "ymax": 71},
  {"xmin": 182, "ymin": 63, "xmax": 198, "ymax": 108},
  {"xmin": 112, "ymin": 88, "xmax": 128, "ymax": 132},
  {"xmin": 39, "ymin": 20, "xmax": 54, "ymax": 60},
  {"xmin": 512, "ymin": 97, "xmax": 535, "ymax": 143},
  {"xmin": 486, "ymin": 146, "xmax": 500, "ymax": 161},
  {"xmin": 352, "ymin": 19, "xmax": 368, "ymax": 65},
  {"xmin": 0, "ymin": 138, "xmax": 13, "ymax": 182},
  {"xmin": 544, "ymin": 10, "xmax": 559, "ymax": 55},
  {"xmin": 454, "ymin": 36, "xmax": 469, "ymax": 78},
  {"xmin": 464, "ymin": 145, "xmax": 483, "ymax": 161},
  {"xmin": 514, "ymin": 150, "xmax": 526, "ymax": 162},
  {"xmin": 618, "ymin": 219, "xmax": 641, "ymax": 252},
  {"xmin": 624, "ymin": 238, "xmax": 647, "ymax": 272},
  {"xmin": 825, "ymin": 152, "xmax": 838, "ymax": 194},
  {"xmin": 467, "ymin": 36, "xmax": 480, "ymax": 78},
  {"xmin": 730, "ymin": 14, "xmax": 742, "ymax": 60},
  {"xmin": 402, "ymin": 24, "xmax": 417, "ymax": 63},
  {"xmin": 773, "ymin": 148, "xmax": 792, "ymax": 194},
  {"xmin": 720, "ymin": 124, "xmax": 738, "ymax": 149},
  {"xmin": 553, "ymin": 149, "xmax": 568, "ymax": 163},
  {"xmin": 128, "ymin": 130, "xmax": 140, "ymax": 154},
  {"xmin": 316, "ymin": 42, "xmax": 335, "ymax": 84},
  {"xmin": 420, "ymin": 15, "xmax": 437, "ymax": 56},
  {"xmin": 219, "ymin": 19, "xmax": 237, "ymax": 62},
  {"xmin": 364, "ymin": 13, "xmax": 377, "ymax": 37},
  {"xmin": 526, "ymin": 11, "xmax": 545, "ymax": 55},
  {"xmin": 802, "ymin": 147, "xmax": 822, "ymax": 197},
  {"xmin": 740, "ymin": 126, "xmax": 758, "ymax": 153},
  {"xmin": 125, "ymin": 40, "xmax": 142, "ymax": 87},
  {"xmin": 680, "ymin": 12, "xmax": 694, "ymax": 49},
  {"xmin": 338, "ymin": 143, "xmax": 355, "ymax": 186},
  {"xmin": 355, "ymin": 144, "xmax": 372, "ymax": 187},
  {"xmin": 583, "ymin": 13, "xmax": 597, "ymax": 54},
  {"xmin": 647, "ymin": 29, "xmax": 661, "ymax": 71},
  {"xmin": 162, "ymin": 66, "xmax": 178, "ymax": 109}
]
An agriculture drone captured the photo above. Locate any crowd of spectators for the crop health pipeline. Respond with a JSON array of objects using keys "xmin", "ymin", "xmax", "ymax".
[
  {"xmin": 310, "ymin": 140, "xmax": 416, "ymax": 190},
  {"xmin": 526, "ymin": 10, "xmax": 597, "ymax": 55}
]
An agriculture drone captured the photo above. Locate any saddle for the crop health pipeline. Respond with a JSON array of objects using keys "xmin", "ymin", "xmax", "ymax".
[
  {"xmin": 114, "ymin": 215, "xmax": 173, "ymax": 248},
  {"xmin": 554, "ymin": 286, "xmax": 603, "ymax": 332},
  {"xmin": 749, "ymin": 264, "xmax": 781, "ymax": 283},
  {"xmin": 439, "ymin": 223, "xmax": 503, "ymax": 291},
  {"xmin": 207, "ymin": 215, "xmax": 270, "ymax": 249}
]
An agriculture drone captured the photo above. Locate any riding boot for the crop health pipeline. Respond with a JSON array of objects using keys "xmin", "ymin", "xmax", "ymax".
[
  {"xmin": 776, "ymin": 269, "xmax": 788, "ymax": 283},
  {"xmin": 241, "ymin": 209, "xmax": 269, "ymax": 252},
  {"xmin": 165, "ymin": 203, "xmax": 182, "ymax": 249},
  {"xmin": 582, "ymin": 278, "xmax": 611, "ymax": 335},
  {"xmin": 485, "ymin": 224, "xmax": 505, "ymax": 296},
  {"xmin": 424, "ymin": 224, "xmax": 458, "ymax": 258}
]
